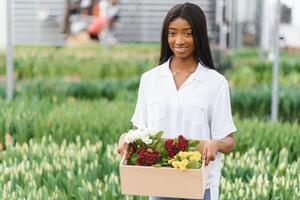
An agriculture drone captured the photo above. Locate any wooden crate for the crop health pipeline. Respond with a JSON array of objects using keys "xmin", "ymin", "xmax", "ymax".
[{"xmin": 119, "ymin": 147, "xmax": 208, "ymax": 199}]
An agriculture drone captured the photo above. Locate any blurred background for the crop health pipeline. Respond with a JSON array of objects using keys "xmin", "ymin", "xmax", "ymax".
[
  {"xmin": 0, "ymin": 0, "xmax": 300, "ymax": 199},
  {"xmin": 1, "ymin": 0, "xmax": 300, "ymax": 48}
]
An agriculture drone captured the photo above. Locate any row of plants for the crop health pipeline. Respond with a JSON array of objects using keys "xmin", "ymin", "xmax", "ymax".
[
  {"xmin": 0, "ymin": 137, "xmax": 123, "ymax": 199},
  {"xmin": 1, "ymin": 78, "xmax": 300, "ymax": 121},
  {"xmin": 225, "ymin": 63, "xmax": 300, "ymax": 88},
  {"xmin": 229, "ymin": 48, "xmax": 300, "ymax": 71},
  {"xmin": 0, "ymin": 136, "xmax": 299, "ymax": 199},
  {"xmin": 0, "ymin": 98, "xmax": 133, "ymax": 145},
  {"xmin": 1, "ymin": 46, "xmax": 300, "ymax": 81},
  {"xmin": 221, "ymin": 48, "xmax": 300, "ymax": 87},
  {"xmin": 233, "ymin": 118, "xmax": 300, "ymax": 162},
  {"xmin": 231, "ymin": 85, "xmax": 300, "ymax": 122},
  {"xmin": 220, "ymin": 147, "xmax": 300, "ymax": 200},
  {"xmin": 0, "ymin": 78, "xmax": 140, "ymax": 101},
  {"xmin": 0, "ymin": 45, "xmax": 157, "ymax": 79},
  {"xmin": 1, "ymin": 96, "xmax": 300, "ymax": 161}
]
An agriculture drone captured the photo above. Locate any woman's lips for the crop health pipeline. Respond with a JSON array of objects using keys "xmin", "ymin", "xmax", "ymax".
[{"xmin": 173, "ymin": 47, "xmax": 188, "ymax": 53}]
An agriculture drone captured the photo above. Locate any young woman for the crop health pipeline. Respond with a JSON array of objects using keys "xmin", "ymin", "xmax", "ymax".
[{"xmin": 117, "ymin": 3, "xmax": 236, "ymax": 200}]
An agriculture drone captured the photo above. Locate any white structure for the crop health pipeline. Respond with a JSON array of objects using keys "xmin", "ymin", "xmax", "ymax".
[
  {"xmin": 216, "ymin": 0, "xmax": 259, "ymax": 50},
  {"xmin": 218, "ymin": 0, "xmax": 300, "ymax": 50},
  {"xmin": 279, "ymin": 0, "xmax": 300, "ymax": 48},
  {"xmin": 115, "ymin": 0, "xmax": 217, "ymax": 42},
  {"xmin": 0, "ymin": 0, "xmax": 7, "ymax": 49},
  {"xmin": 0, "ymin": 0, "xmax": 217, "ymax": 45},
  {"xmin": 12, "ymin": 0, "xmax": 65, "ymax": 46},
  {"xmin": 261, "ymin": 0, "xmax": 276, "ymax": 50},
  {"xmin": 1, "ymin": 0, "xmax": 65, "ymax": 47},
  {"xmin": 260, "ymin": 0, "xmax": 300, "ymax": 50}
]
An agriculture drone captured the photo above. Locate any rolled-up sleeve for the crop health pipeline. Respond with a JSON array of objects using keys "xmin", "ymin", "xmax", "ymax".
[
  {"xmin": 210, "ymin": 79, "xmax": 236, "ymax": 140},
  {"xmin": 130, "ymin": 75, "xmax": 147, "ymax": 128}
]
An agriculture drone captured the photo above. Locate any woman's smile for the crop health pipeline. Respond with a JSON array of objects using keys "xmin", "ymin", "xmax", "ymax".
[{"xmin": 173, "ymin": 46, "xmax": 189, "ymax": 53}]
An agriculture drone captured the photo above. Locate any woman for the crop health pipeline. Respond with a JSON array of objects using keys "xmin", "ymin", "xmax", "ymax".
[{"xmin": 117, "ymin": 3, "xmax": 236, "ymax": 200}]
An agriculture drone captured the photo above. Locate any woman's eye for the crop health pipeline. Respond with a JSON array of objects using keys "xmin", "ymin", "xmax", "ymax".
[
  {"xmin": 169, "ymin": 32, "xmax": 176, "ymax": 36},
  {"xmin": 186, "ymin": 32, "xmax": 192, "ymax": 36}
]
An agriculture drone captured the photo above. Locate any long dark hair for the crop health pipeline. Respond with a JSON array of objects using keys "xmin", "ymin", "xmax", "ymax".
[{"xmin": 159, "ymin": 3, "xmax": 215, "ymax": 69}]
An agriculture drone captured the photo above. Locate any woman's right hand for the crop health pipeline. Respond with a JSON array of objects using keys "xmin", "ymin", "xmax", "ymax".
[{"xmin": 117, "ymin": 133, "xmax": 128, "ymax": 156}]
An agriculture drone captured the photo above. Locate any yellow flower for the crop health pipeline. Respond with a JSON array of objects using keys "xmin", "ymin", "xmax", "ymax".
[
  {"xmin": 170, "ymin": 159, "xmax": 189, "ymax": 170},
  {"xmin": 168, "ymin": 159, "xmax": 174, "ymax": 164},
  {"xmin": 169, "ymin": 151, "xmax": 202, "ymax": 170},
  {"xmin": 170, "ymin": 160, "xmax": 180, "ymax": 169},
  {"xmin": 178, "ymin": 151, "xmax": 189, "ymax": 159},
  {"xmin": 179, "ymin": 159, "xmax": 189, "ymax": 170},
  {"xmin": 189, "ymin": 151, "xmax": 201, "ymax": 162}
]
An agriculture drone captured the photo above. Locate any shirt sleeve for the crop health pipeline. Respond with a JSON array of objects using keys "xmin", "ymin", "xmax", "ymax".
[
  {"xmin": 210, "ymin": 79, "xmax": 237, "ymax": 140},
  {"xmin": 130, "ymin": 75, "xmax": 147, "ymax": 128}
]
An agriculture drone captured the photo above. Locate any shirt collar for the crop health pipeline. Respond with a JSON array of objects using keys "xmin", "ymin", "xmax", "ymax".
[{"xmin": 159, "ymin": 57, "xmax": 206, "ymax": 83}]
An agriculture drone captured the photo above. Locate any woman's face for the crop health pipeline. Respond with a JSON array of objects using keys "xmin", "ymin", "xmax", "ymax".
[{"xmin": 168, "ymin": 17, "xmax": 194, "ymax": 61}]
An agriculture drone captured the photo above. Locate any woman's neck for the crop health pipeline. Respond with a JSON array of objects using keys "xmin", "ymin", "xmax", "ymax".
[{"xmin": 170, "ymin": 56, "xmax": 198, "ymax": 72}]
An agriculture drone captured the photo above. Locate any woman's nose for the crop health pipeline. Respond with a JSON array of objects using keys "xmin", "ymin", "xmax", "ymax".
[{"xmin": 175, "ymin": 35, "xmax": 185, "ymax": 45}]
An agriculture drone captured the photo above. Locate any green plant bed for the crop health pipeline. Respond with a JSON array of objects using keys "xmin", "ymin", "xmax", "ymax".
[
  {"xmin": 230, "ymin": 49, "xmax": 300, "ymax": 72},
  {"xmin": 0, "ymin": 98, "xmax": 134, "ymax": 145},
  {"xmin": 220, "ymin": 147, "xmax": 300, "ymax": 200},
  {"xmin": 225, "ymin": 63, "xmax": 300, "ymax": 88},
  {"xmin": 0, "ymin": 137, "xmax": 299, "ymax": 200},
  {"xmin": 0, "ymin": 44, "xmax": 158, "ymax": 79},
  {"xmin": 1, "ymin": 79, "xmax": 300, "ymax": 122},
  {"xmin": 1, "ymin": 96, "xmax": 300, "ymax": 163},
  {"xmin": 233, "ymin": 117, "xmax": 300, "ymax": 162},
  {"xmin": 231, "ymin": 85, "xmax": 300, "ymax": 122},
  {"xmin": 0, "ymin": 78, "xmax": 140, "ymax": 101},
  {"xmin": 0, "ymin": 137, "xmax": 126, "ymax": 199}
]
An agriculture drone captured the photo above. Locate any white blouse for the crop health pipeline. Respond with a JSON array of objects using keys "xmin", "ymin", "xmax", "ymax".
[{"xmin": 131, "ymin": 58, "xmax": 237, "ymax": 200}]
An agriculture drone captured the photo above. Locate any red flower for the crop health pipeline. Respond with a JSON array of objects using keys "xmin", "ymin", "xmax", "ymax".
[
  {"xmin": 164, "ymin": 139, "xmax": 178, "ymax": 158},
  {"xmin": 136, "ymin": 147, "xmax": 160, "ymax": 166},
  {"xmin": 136, "ymin": 147, "xmax": 145, "ymax": 154},
  {"xmin": 163, "ymin": 135, "xmax": 189, "ymax": 158},
  {"xmin": 177, "ymin": 135, "xmax": 188, "ymax": 151},
  {"xmin": 167, "ymin": 150, "xmax": 176, "ymax": 158},
  {"xmin": 164, "ymin": 139, "xmax": 174, "ymax": 150}
]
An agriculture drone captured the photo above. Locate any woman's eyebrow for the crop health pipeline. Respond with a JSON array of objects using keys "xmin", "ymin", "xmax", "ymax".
[{"xmin": 168, "ymin": 27, "xmax": 192, "ymax": 30}]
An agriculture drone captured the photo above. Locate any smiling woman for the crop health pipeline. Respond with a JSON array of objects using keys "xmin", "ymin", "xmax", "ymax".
[
  {"xmin": 117, "ymin": 3, "xmax": 236, "ymax": 200},
  {"xmin": 167, "ymin": 18, "xmax": 197, "ymax": 88},
  {"xmin": 159, "ymin": 3, "xmax": 215, "ymax": 70}
]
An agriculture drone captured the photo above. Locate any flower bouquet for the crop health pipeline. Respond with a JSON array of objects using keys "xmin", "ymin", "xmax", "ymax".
[{"xmin": 119, "ymin": 128, "xmax": 208, "ymax": 199}]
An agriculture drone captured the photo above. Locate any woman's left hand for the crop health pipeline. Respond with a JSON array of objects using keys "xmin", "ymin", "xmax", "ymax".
[{"xmin": 203, "ymin": 140, "xmax": 219, "ymax": 166}]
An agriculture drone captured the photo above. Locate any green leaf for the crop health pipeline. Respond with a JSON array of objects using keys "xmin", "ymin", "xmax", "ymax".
[
  {"xmin": 153, "ymin": 131, "xmax": 164, "ymax": 140},
  {"xmin": 127, "ymin": 153, "xmax": 137, "ymax": 165},
  {"xmin": 186, "ymin": 160, "xmax": 200, "ymax": 169},
  {"xmin": 188, "ymin": 140, "xmax": 200, "ymax": 148},
  {"xmin": 151, "ymin": 135, "xmax": 165, "ymax": 150},
  {"xmin": 188, "ymin": 147, "xmax": 196, "ymax": 151}
]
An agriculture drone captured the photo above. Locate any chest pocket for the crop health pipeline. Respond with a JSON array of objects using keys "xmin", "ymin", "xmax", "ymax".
[
  {"xmin": 182, "ymin": 100, "xmax": 206, "ymax": 138},
  {"xmin": 147, "ymin": 97, "xmax": 165, "ymax": 123},
  {"xmin": 183, "ymin": 102, "xmax": 205, "ymax": 125}
]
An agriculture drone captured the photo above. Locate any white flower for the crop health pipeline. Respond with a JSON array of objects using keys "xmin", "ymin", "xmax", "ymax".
[
  {"xmin": 142, "ymin": 137, "xmax": 152, "ymax": 145},
  {"xmin": 123, "ymin": 128, "xmax": 158, "ymax": 144},
  {"xmin": 124, "ymin": 130, "xmax": 136, "ymax": 144}
]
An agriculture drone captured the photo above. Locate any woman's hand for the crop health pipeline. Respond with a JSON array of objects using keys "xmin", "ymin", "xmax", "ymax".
[
  {"xmin": 203, "ymin": 134, "xmax": 235, "ymax": 166},
  {"xmin": 203, "ymin": 140, "xmax": 219, "ymax": 166},
  {"xmin": 117, "ymin": 133, "xmax": 128, "ymax": 157}
]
